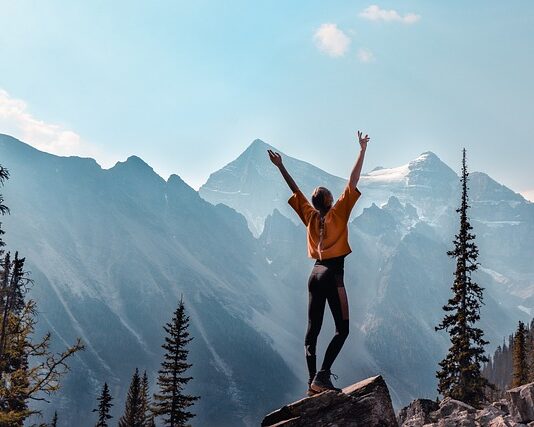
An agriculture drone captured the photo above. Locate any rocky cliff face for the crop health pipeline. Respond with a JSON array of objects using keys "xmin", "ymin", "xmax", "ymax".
[
  {"xmin": 261, "ymin": 375, "xmax": 398, "ymax": 427},
  {"xmin": 399, "ymin": 382, "xmax": 534, "ymax": 426},
  {"xmin": 263, "ymin": 377, "xmax": 534, "ymax": 427}
]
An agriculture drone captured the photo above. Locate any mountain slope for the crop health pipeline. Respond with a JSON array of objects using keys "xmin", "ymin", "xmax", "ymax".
[
  {"xmin": 199, "ymin": 139, "xmax": 347, "ymax": 236},
  {"xmin": 0, "ymin": 134, "xmax": 300, "ymax": 426},
  {"xmin": 202, "ymin": 138, "xmax": 534, "ymax": 406}
]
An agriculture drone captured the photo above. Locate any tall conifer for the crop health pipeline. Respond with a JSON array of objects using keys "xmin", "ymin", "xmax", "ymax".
[
  {"xmin": 140, "ymin": 370, "xmax": 155, "ymax": 426},
  {"xmin": 435, "ymin": 148, "xmax": 491, "ymax": 407},
  {"xmin": 512, "ymin": 321, "xmax": 529, "ymax": 387},
  {"xmin": 119, "ymin": 368, "xmax": 144, "ymax": 427},
  {"xmin": 93, "ymin": 382, "xmax": 113, "ymax": 427},
  {"xmin": 152, "ymin": 295, "xmax": 199, "ymax": 426}
]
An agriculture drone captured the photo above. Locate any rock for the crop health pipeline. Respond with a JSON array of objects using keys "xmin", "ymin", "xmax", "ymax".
[
  {"xmin": 487, "ymin": 415, "xmax": 514, "ymax": 426},
  {"xmin": 261, "ymin": 375, "xmax": 398, "ymax": 427},
  {"xmin": 476, "ymin": 405, "xmax": 506, "ymax": 425},
  {"xmin": 398, "ymin": 397, "xmax": 481, "ymax": 427},
  {"xmin": 491, "ymin": 399, "xmax": 510, "ymax": 415},
  {"xmin": 433, "ymin": 397, "xmax": 476, "ymax": 418},
  {"xmin": 398, "ymin": 399, "xmax": 439, "ymax": 426},
  {"xmin": 507, "ymin": 382, "xmax": 534, "ymax": 423},
  {"xmin": 425, "ymin": 397, "xmax": 477, "ymax": 426}
]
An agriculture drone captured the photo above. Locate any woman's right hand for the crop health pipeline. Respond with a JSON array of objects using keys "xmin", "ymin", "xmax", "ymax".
[
  {"xmin": 268, "ymin": 149, "xmax": 283, "ymax": 167},
  {"xmin": 357, "ymin": 131, "xmax": 370, "ymax": 151}
]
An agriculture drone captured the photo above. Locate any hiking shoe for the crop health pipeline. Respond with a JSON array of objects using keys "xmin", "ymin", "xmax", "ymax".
[
  {"xmin": 310, "ymin": 369, "xmax": 341, "ymax": 393},
  {"xmin": 306, "ymin": 378, "xmax": 319, "ymax": 397}
]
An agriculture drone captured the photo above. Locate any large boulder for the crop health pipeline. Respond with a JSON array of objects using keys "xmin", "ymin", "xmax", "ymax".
[
  {"xmin": 397, "ymin": 399, "xmax": 438, "ymax": 426},
  {"xmin": 507, "ymin": 382, "xmax": 534, "ymax": 423},
  {"xmin": 476, "ymin": 405, "xmax": 506, "ymax": 425},
  {"xmin": 261, "ymin": 375, "xmax": 398, "ymax": 427},
  {"xmin": 397, "ymin": 392, "xmax": 534, "ymax": 426},
  {"xmin": 399, "ymin": 397, "xmax": 479, "ymax": 426}
]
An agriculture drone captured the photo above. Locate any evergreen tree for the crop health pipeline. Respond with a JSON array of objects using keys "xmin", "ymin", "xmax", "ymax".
[
  {"xmin": 119, "ymin": 368, "xmax": 144, "ymax": 427},
  {"xmin": 50, "ymin": 411, "xmax": 58, "ymax": 427},
  {"xmin": 0, "ymin": 164, "xmax": 84, "ymax": 425},
  {"xmin": 435, "ymin": 148, "xmax": 491, "ymax": 407},
  {"xmin": 0, "ymin": 165, "xmax": 9, "ymax": 217},
  {"xmin": 527, "ymin": 320, "xmax": 534, "ymax": 383},
  {"xmin": 0, "ymin": 165, "xmax": 9, "ymax": 257},
  {"xmin": 93, "ymin": 382, "xmax": 113, "ymax": 427},
  {"xmin": 152, "ymin": 295, "xmax": 200, "ymax": 427},
  {"xmin": 512, "ymin": 321, "xmax": 529, "ymax": 387},
  {"xmin": 140, "ymin": 371, "xmax": 155, "ymax": 427}
]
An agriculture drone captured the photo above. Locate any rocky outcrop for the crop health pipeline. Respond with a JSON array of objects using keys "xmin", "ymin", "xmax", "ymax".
[
  {"xmin": 262, "ymin": 378, "xmax": 534, "ymax": 427},
  {"xmin": 507, "ymin": 382, "xmax": 534, "ymax": 424},
  {"xmin": 398, "ymin": 381, "xmax": 534, "ymax": 427},
  {"xmin": 261, "ymin": 375, "xmax": 398, "ymax": 427},
  {"xmin": 397, "ymin": 399, "xmax": 438, "ymax": 426}
]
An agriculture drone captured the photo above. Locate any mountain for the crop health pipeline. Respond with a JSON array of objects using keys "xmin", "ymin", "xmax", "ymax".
[
  {"xmin": 199, "ymin": 139, "xmax": 347, "ymax": 237},
  {"xmin": 201, "ymin": 139, "xmax": 534, "ymax": 405},
  {"xmin": 0, "ymin": 134, "xmax": 301, "ymax": 426},
  {"xmin": 1, "ymin": 133, "xmax": 533, "ymax": 424}
]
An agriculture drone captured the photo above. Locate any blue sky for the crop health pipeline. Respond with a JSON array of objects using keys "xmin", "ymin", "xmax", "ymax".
[{"xmin": 0, "ymin": 1, "xmax": 533, "ymax": 199}]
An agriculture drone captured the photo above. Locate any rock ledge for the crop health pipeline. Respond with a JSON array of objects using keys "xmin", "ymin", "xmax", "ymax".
[{"xmin": 261, "ymin": 375, "xmax": 397, "ymax": 427}]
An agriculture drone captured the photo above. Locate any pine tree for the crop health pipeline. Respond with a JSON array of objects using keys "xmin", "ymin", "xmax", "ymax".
[
  {"xmin": 527, "ymin": 320, "xmax": 534, "ymax": 383},
  {"xmin": 152, "ymin": 295, "xmax": 200, "ymax": 426},
  {"xmin": 50, "ymin": 411, "xmax": 58, "ymax": 427},
  {"xmin": 140, "ymin": 370, "xmax": 155, "ymax": 427},
  {"xmin": 93, "ymin": 382, "xmax": 113, "ymax": 427},
  {"xmin": 435, "ymin": 148, "xmax": 491, "ymax": 407},
  {"xmin": 119, "ymin": 368, "xmax": 145, "ymax": 427},
  {"xmin": 0, "ymin": 165, "xmax": 9, "ymax": 217},
  {"xmin": 512, "ymin": 321, "xmax": 529, "ymax": 387}
]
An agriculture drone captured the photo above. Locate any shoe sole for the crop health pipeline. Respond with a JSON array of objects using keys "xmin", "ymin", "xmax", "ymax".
[
  {"xmin": 306, "ymin": 388, "xmax": 319, "ymax": 397},
  {"xmin": 310, "ymin": 383, "xmax": 341, "ymax": 393}
]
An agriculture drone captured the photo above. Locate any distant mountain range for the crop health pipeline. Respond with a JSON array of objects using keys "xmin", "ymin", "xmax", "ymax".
[{"xmin": 0, "ymin": 133, "xmax": 532, "ymax": 426}]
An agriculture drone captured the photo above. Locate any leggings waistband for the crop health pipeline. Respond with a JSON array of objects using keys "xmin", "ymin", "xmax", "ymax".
[{"xmin": 314, "ymin": 254, "xmax": 346, "ymax": 272}]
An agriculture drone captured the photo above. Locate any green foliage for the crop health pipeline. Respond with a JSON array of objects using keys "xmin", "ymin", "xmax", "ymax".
[
  {"xmin": 512, "ymin": 321, "xmax": 529, "ymax": 387},
  {"xmin": 152, "ymin": 295, "xmax": 200, "ymax": 427},
  {"xmin": 435, "ymin": 148, "xmax": 491, "ymax": 407},
  {"xmin": 119, "ymin": 368, "xmax": 145, "ymax": 427},
  {"xmin": 140, "ymin": 371, "xmax": 155, "ymax": 427}
]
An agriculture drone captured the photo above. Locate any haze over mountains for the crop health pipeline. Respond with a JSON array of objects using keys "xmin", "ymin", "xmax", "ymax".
[{"xmin": 0, "ymin": 133, "xmax": 533, "ymax": 426}]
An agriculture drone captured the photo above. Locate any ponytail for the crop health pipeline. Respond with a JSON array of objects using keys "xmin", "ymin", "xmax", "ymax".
[{"xmin": 317, "ymin": 213, "xmax": 325, "ymax": 260}]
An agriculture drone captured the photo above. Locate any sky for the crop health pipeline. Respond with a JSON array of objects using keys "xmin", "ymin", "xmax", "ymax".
[{"xmin": 0, "ymin": 1, "xmax": 533, "ymax": 200}]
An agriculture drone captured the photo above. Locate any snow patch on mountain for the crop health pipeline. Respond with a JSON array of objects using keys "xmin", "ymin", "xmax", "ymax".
[{"xmin": 362, "ymin": 163, "xmax": 410, "ymax": 184}]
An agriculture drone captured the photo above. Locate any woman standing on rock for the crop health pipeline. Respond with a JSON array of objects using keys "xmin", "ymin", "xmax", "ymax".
[{"xmin": 268, "ymin": 131, "xmax": 369, "ymax": 396}]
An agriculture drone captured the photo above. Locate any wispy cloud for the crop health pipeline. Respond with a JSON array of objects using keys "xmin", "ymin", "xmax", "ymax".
[
  {"xmin": 313, "ymin": 23, "xmax": 351, "ymax": 57},
  {"xmin": 0, "ymin": 89, "xmax": 105, "ymax": 162},
  {"xmin": 359, "ymin": 5, "xmax": 421, "ymax": 24},
  {"xmin": 357, "ymin": 48, "xmax": 375, "ymax": 63}
]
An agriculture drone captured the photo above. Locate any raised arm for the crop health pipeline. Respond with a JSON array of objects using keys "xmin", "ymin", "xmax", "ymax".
[
  {"xmin": 348, "ymin": 131, "xmax": 370, "ymax": 188},
  {"xmin": 268, "ymin": 149, "xmax": 299, "ymax": 193}
]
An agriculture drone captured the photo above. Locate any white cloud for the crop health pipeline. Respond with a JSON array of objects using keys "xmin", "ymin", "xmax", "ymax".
[
  {"xmin": 313, "ymin": 23, "xmax": 351, "ymax": 57},
  {"xmin": 357, "ymin": 48, "xmax": 375, "ymax": 63},
  {"xmin": 0, "ymin": 89, "xmax": 106, "ymax": 162},
  {"xmin": 359, "ymin": 5, "xmax": 421, "ymax": 24}
]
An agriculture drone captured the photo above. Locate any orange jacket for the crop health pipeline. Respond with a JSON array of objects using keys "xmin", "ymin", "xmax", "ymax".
[{"xmin": 288, "ymin": 184, "xmax": 361, "ymax": 260}]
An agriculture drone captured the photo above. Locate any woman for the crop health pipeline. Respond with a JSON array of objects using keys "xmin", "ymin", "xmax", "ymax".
[{"xmin": 267, "ymin": 131, "xmax": 369, "ymax": 396}]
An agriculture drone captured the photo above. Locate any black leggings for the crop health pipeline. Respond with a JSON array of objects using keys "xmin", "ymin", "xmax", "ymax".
[{"xmin": 304, "ymin": 255, "xmax": 350, "ymax": 379}]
